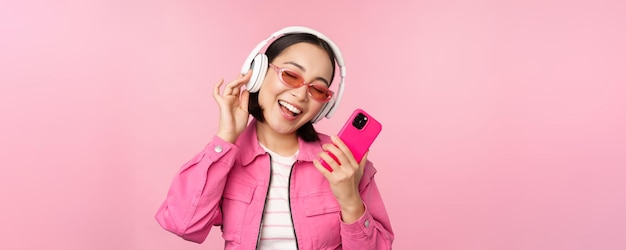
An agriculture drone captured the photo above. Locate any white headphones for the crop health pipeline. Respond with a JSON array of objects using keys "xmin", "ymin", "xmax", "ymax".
[{"xmin": 240, "ymin": 26, "xmax": 346, "ymax": 124}]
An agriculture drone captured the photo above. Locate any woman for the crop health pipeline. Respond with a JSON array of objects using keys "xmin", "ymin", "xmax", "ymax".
[{"xmin": 156, "ymin": 27, "xmax": 394, "ymax": 249}]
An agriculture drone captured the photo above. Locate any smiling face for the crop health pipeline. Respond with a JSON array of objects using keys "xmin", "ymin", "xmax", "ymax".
[{"xmin": 257, "ymin": 42, "xmax": 334, "ymax": 135}]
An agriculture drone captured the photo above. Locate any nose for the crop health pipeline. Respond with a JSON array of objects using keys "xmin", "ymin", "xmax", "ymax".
[{"xmin": 291, "ymin": 84, "xmax": 309, "ymax": 101}]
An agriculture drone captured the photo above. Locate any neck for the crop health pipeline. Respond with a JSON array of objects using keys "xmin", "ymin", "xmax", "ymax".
[{"xmin": 256, "ymin": 121, "xmax": 299, "ymax": 156}]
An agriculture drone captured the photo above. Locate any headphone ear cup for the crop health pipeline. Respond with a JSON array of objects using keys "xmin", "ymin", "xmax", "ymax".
[
  {"xmin": 246, "ymin": 54, "xmax": 268, "ymax": 93},
  {"xmin": 311, "ymin": 98, "xmax": 335, "ymax": 124}
]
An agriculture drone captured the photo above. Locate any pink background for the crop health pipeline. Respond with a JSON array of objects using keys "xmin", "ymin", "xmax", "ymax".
[{"xmin": 1, "ymin": 0, "xmax": 625, "ymax": 249}]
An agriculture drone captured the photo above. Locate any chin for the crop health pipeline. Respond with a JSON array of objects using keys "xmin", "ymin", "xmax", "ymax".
[{"xmin": 268, "ymin": 117, "xmax": 305, "ymax": 134}]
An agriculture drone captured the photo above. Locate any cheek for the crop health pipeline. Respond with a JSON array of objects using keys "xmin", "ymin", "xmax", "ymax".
[
  {"xmin": 257, "ymin": 80, "xmax": 280, "ymax": 104},
  {"xmin": 259, "ymin": 73, "xmax": 287, "ymax": 94},
  {"xmin": 306, "ymin": 101, "xmax": 325, "ymax": 116}
]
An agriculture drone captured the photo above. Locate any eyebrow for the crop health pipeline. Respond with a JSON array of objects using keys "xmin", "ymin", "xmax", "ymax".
[{"xmin": 283, "ymin": 61, "xmax": 330, "ymax": 86}]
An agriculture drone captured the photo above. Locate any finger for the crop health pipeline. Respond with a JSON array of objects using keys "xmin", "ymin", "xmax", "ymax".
[
  {"xmin": 239, "ymin": 70, "xmax": 253, "ymax": 91},
  {"xmin": 359, "ymin": 150, "xmax": 369, "ymax": 168},
  {"xmin": 330, "ymin": 136, "xmax": 358, "ymax": 167},
  {"xmin": 323, "ymin": 141, "xmax": 353, "ymax": 169},
  {"xmin": 223, "ymin": 82, "xmax": 240, "ymax": 96},
  {"xmin": 324, "ymin": 149, "xmax": 341, "ymax": 166},
  {"xmin": 239, "ymin": 69, "xmax": 252, "ymax": 78},
  {"xmin": 318, "ymin": 149, "xmax": 341, "ymax": 172},
  {"xmin": 312, "ymin": 158, "xmax": 332, "ymax": 177},
  {"xmin": 213, "ymin": 78, "xmax": 225, "ymax": 100},
  {"xmin": 240, "ymin": 90, "xmax": 250, "ymax": 112},
  {"xmin": 225, "ymin": 72, "xmax": 251, "ymax": 95}
]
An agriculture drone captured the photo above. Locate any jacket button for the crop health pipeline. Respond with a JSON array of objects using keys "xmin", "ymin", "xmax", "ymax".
[
  {"xmin": 214, "ymin": 145, "xmax": 223, "ymax": 153},
  {"xmin": 364, "ymin": 219, "xmax": 370, "ymax": 228}
]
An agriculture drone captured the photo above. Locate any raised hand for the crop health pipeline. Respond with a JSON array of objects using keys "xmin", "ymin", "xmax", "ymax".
[
  {"xmin": 213, "ymin": 71, "xmax": 253, "ymax": 143},
  {"xmin": 313, "ymin": 136, "xmax": 368, "ymax": 223}
]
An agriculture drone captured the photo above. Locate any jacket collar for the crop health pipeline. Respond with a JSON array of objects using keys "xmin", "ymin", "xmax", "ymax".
[{"xmin": 237, "ymin": 120, "xmax": 330, "ymax": 166}]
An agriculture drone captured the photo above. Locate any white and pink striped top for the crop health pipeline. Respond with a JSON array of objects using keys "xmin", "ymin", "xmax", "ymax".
[{"xmin": 258, "ymin": 144, "xmax": 298, "ymax": 250}]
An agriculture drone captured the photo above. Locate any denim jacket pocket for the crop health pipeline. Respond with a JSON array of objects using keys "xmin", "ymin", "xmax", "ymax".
[
  {"xmin": 304, "ymin": 192, "xmax": 341, "ymax": 216},
  {"xmin": 303, "ymin": 191, "xmax": 342, "ymax": 249},
  {"xmin": 221, "ymin": 177, "xmax": 256, "ymax": 244}
]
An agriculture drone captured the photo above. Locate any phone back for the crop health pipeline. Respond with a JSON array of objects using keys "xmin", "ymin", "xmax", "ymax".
[{"xmin": 337, "ymin": 109, "xmax": 382, "ymax": 162}]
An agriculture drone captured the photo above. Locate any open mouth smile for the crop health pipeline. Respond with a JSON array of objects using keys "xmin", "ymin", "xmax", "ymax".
[{"xmin": 278, "ymin": 100, "xmax": 302, "ymax": 117}]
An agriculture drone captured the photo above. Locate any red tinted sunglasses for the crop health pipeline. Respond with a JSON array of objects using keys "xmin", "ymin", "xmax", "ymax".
[{"xmin": 269, "ymin": 64, "xmax": 333, "ymax": 102}]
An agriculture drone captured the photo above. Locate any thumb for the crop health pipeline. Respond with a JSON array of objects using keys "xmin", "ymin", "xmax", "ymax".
[
  {"xmin": 359, "ymin": 151, "xmax": 369, "ymax": 169},
  {"xmin": 240, "ymin": 90, "xmax": 250, "ymax": 112}
]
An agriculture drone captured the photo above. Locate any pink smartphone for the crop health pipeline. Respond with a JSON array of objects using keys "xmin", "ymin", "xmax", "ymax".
[{"xmin": 321, "ymin": 109, "xmax": 382, "ymax": 171}]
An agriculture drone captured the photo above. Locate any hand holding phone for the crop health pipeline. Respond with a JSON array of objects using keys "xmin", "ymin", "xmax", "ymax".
[{"xmin": 320, "ymin": 109, "xmax": 382, "ymax": 172}]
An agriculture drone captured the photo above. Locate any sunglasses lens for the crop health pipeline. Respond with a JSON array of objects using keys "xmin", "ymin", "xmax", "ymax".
[
  {"xmin": 309, "ymin": 84, "xmax": 330, "ymax": 101},
  {"xmin": 280, "ymin": 70, "xmax": 302, "ymax": 88}
]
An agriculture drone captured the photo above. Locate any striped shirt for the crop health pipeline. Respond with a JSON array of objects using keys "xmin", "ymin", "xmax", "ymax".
[{"xmin": 258, "ymin": 144, "xmax": 298, "ymax": 250}]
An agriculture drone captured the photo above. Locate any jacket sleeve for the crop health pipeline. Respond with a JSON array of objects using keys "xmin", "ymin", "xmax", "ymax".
[
  {"xmin": 340, "ymin": 162, "xmax": 395, "ymax": 249},
  {"xmin": 155, "ymin": 136, "xmax": 239, "ymax": 243}
]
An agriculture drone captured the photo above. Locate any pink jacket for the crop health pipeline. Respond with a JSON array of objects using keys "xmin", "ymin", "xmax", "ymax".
[{"xmin": 155, "ymin": 121, "xmax": 394, "ymax": 249}]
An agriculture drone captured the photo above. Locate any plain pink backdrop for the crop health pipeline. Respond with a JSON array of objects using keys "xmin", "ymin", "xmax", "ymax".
[{"xmin": 1, "ymin": 0, "xmax": 625, "ymax": 249}]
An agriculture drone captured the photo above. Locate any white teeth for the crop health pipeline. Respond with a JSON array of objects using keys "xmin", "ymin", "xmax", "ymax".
[{"xmin": 279, "ymin": 100, "xmax": 302, "ymax": 114}]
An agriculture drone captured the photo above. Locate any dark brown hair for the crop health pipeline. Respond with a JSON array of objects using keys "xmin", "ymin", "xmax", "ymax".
[{"xmin": 248, "ymin": 33, "xmax": 337, "ymax": 142}]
